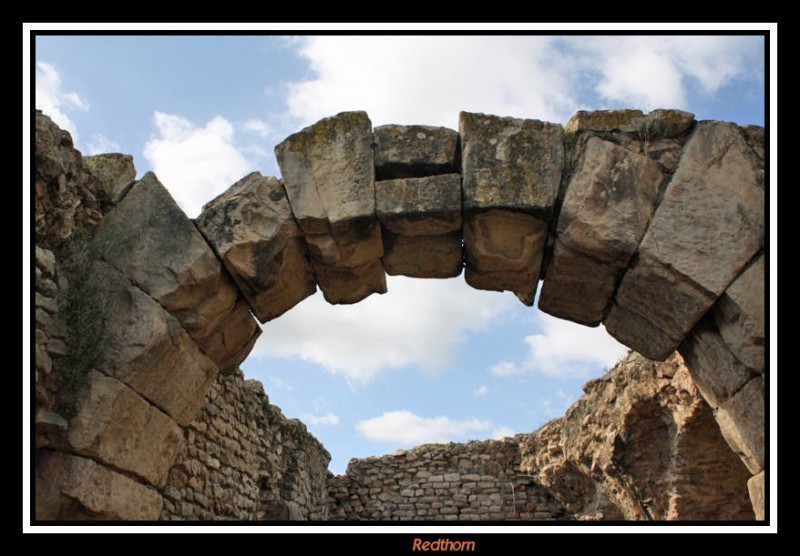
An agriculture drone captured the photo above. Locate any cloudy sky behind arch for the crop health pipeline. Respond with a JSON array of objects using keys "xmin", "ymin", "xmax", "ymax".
[{"xmin": 32, "ymin": 32, "xmax": 767, "ymax": 473}]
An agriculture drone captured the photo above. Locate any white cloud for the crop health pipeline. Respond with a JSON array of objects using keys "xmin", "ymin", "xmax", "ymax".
[
  {"xmin": 35, "ymin": 61, "xmax": 88, "ymax": 142},
  {"xmin": 143, "ymin": 112, "xmax": 251, "ymax": 218},
  {"xmin": 491, "ymin": 426, "xmax": 515, "ymax": 440},
  {"xmin": 86, "ymin": 133, "xmax": 121, "ymax": 156},
  {"xmin": 356, "ymin": 410, "xmax": 510, "ymax": 446},
  {"xmin": 252, "ymin": 275, "xmax": 517, "ymax": 384},
  {"xmin": 283, "ymin": 36, "xmax": 762, "ymax": 131},
  {"xmin": 490, "ymin": 312, "xmax": 628, "ymax": 378},
  {"xmin": 242, "ymin": 118, "xmax": 272, "ymax": 137},
  {"xmin": 285, "ymin": 36, "xmax": 578, "ymax": 129},
  {"xmin": 473, "ymin": 386, "xmax": 488, "ymax": 397},
  {"xmin": 267, "ymin": 376, "xmax": 294, "ymax": 392},
  {"xmin": 300, "ymin": 411, "xmax": 340, "ymax": 426}
]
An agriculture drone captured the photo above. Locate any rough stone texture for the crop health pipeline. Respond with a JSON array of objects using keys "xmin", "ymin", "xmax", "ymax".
[
  {"xmin": 67, "ymin": 371, "xmax": 184, "ymax": 488},
  {"xmin": 159, "ymin": 370, "xmax": 331, "ymax": 521},
  {"xmin": 519, "ymin": 352, "xmax": 754, "ymax": 520},
  {"xmin": 460, "ymin": 111, "xmax": 564, "ymax": 304},
  {"xmin": 606, "ymin": 121, "xmax": 764, "ymax": 359},
  {"xmin": 36, "ymin": 450, "xmax": 162, "ymax": 520},
  {"xmin": 376, "ymin": 174, "xmax": 462, "ymax": 278},
  {"xmin": 84, "ymin": 153, "xmax": 137, "ymax": 204},
  {"xmin": 374, "ymin": 125, "xmax": 459, "ymax": 179},
  {"xmin": 713, "ymin": 255, "xmax": 765, "ymax": 373},
  {"xmin": 274, "ymin": 111, "xmax": 386, "ymax": 304},
  {"xmin": 540, "ymin": 137, "xmax": 663, "ymax": 325},
  {"xmin": 644, "ymin": 109, "xmax": 696, "ymax": 138},
  {"xmin": 35, "ymin": 111, "xmax": 105, "ymax": 246},
  {"xmin": 94, "ymin": 261, "xmax": 219, "ymax": 426},
  {"xmin": 329, "ymin": 439, "xmax": 569, "ymax": 521},
  {"xmin": 196, "ymin": 172, "xmax": 317, "ymax": 323},
  {"xmin": 92, "ymin": 172, "xmax": 260, "ymax": 373},
  {"xmin": 748, "ymin": 471, "xmax": 765, "ymax": 520},
  {"xmin": 715, "ymin": 375, "xmax": 764, "ymax": 475},
  {"xmin": 566, "ymin": 109, "xmax": 646, "ymax": 134}
]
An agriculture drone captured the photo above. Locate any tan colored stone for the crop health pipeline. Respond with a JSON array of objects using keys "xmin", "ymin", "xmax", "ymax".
[
  {"xmin": 679, "ymin": 313, "xmax": 756, "ymax": 409},
  {"xmin": 747, "ymin": 471, "xmax": 765, "ymax": 520},
  {"xmin": 463, "ymin": 210, "xmax": 548, "ymax": 305},
  {"xmin": 382, "ymin": 231, "xmax": 463, "ymax": 279},
  {"xmin": 196, "ymin": 172, "xmax": 317, "ymax": 323},
  {"xmin": 94, "ymin": 261, "xmax": 219, "ymax": 426},
  {"xmin": 197, "ymin": 298, "xmax": 261, "ymax": 375},
  {"xmin": 565, "ymin": 109, "xmax": 645, "ymax": 134},
  {"xmin": 92, "ymin": 172, "xmax": 259, "ymax": 371},
  {"xmin": 713, "ymin": 255, "xmax": 765, "ymax": 373},
  {"xmin": 374, "ymin": 125, "xmax": 459, "ymax": 179},
  {"xmin": 68, "ymin": 371, "xmax": 184, "ymax": 487},
  {"xmin": 85, "ymin": 153, "xmax": 137, "ymax": 204},
  {"xmin": 36, "ymin": 450, "xmax": 162, "ymax": 520},
  {"xmin": 540, "ymin": 138, "xmax": 662, "ymax": 324},
  {"xmin": 275, "ymin": 111, "xmax": 385, "ymax": 304},
  {"xmin": 715, "ymin": 375, "xmax": 764, "ymax": 474},
  {"xmin": 644, "ymin": 109, "xmax": 695, "ymax": 138},
  {"xmin": 460, "ymin": 112, "xmax": 562, "ymax": 302},
  {"xmin": 606, "ymin": 122, "xmax": 763, "ymax": 358}
]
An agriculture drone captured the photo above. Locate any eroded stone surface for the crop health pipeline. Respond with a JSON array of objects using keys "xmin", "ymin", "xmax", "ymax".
[
  {"xmin": 374, "ymin": 125, "xmax": 459, "ymax": 179},
  {"xmin": 566, "ymin": 109, "xmax": 645, "ymax": 134},
  {"xmin": 94, "ymin": 261, "xmax": 219, "ymax": 426},
  {"xmin": 36, "ymin": 451, "xmax": 162, "ymax": 520},
  {"xmin": 376, "ymin": 174, "xmax": 462, "ymax": 278},
  {"xmin": 460, "ymin": 112, "xmax": 563, "ymax": 302},
  {"xmin": 540, "ymin": 137, "xmax": 663, "ymax": 324},
  {"xmin": 748, "ymin": 471, "xmax": 765, "ymax": 520},
  {"xmin": 275, "ymin": 111, "xmax": 386, "ymax": 304},
  {"xmin": 196, "ymin": 172, "xmax": 317, "ymax": 322},
  {"xmin": 715, "ymin": 375, "xmax": 765, "ymax": 475},
  {"xmin": 606, "ymin": 122, "xmax": 764, "ymax": 359},
  {"xmin": 68, "ymin": 371, "xmax": 184, "ymax": 487},
  {"xmin": 713, "ymin": 255, "xmax": 765, "ymax": 373},
  {"xmin": 92, "ymin": 172, "xmax": 260, "ymax": 371},
  {"xmin": 519, "ymin": 352, "xmax": 754, "ymax": 520},
  {"xmin": 84, "ymin": 153, "xmax": 137, "ymax": 204}
]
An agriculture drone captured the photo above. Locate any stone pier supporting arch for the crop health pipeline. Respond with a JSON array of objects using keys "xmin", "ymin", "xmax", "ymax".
[{"xmin": 33, "ymin": 107, "xmax": 766, "ymax": 520}]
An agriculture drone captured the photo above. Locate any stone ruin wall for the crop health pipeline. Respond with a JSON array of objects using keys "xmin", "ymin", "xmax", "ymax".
[{"xmin": 32, "ymin": 105, "xmax": 766, "ymax": 521}]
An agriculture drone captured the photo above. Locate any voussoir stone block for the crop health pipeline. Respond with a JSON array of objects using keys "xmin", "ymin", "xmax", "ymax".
[
  {"xmin": 36, "ymin": 451, "xmax": 162, "ymax": 520},
  {"xmin": 605, "ymin": 121, "xmax": 764, "ymax": 359},
  {"xmin": 374, "ymin": 125, "xmax": 459, "ymax": 180},
  {"xmin": 376, "ymin": 173, "xmax": 462, "ymax": 278},
  {"xmin": 715, "ymin": 375, "xmax": 765, "ymax": 475},
  {"xmin": 275, "ymin": 111, "xmax": 386, "ymax": 304},
  {"xmin": 92, "ymin": 172, "xmax": 260, "ymax": 373},
  {"xmin": 196, "ymin": 172, "xmax": 317, "ymax": 323},
  {"xmin": 565, "ymin": 109, "xmax": 645, "ymax": 134},
  {"xmin": 747, "ymin": 471, "xmax": 765, "ymax": 521},
  {"xmin": 68, "ymin": 371, "xmax": 184, "ymax": 488},
  {"xmin": 460, "ymin": 111, "xmax": 564, "ymax": 304},
  {"xmin": 539, "ymin": 137, "xmax": 663, "ymax": 325}
]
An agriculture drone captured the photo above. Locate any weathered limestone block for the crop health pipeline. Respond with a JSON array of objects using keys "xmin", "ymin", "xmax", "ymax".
[
  {"xmin": 196, "ymin": 172, "xmax": 317, "ymax": 322},
  {"xmin": 94, "ymin": 261, "xmax": 218, "ymax": 426},
  {"xmin": 565, "ymin": 109, "xmax": 645, "ymax": 134},
  {"xmin": 68, "ymin": 371, "xmax": 184, "ymax": 487},
  {"xmin": 373, "ymin": 125, "xmax": 459, "ymax": 179},
  {"xmin": 460, "ymin": 112, "xmax": 564, "ymax": 304},
  {"xmin": 713, "ymin": 255, "xmax": 765, "ymax": 373},
  {"xmin": 92, "ymin": 172, "xmax": 260, "ymax": 372},
  {"xmin": 748, "ymin": 471, "xmax": 765, "ymax": 520},
  {"xmin": 678, "ymin": 313, "xmax": 756, "ymax": 409},
  {"xmin": 376, "ymin": 174, "xmax": 462, "ymax": 278},
  {"xmin": 85, "ymin": 153, "xmax": 137, "ymax": 204},
  {"xmin": 197, "ymin": 298, "xmax": 261, "ymax": 374},
  {"xmin": 644, "ymin": 109, "xmax": 696, "ymax": 138},
  {"xmin": 715, "ymin": 375, "xmax": 764, "ymax": 474},
  {"xmin": 605, "ymin": 122, "xmax": 764, "ymax": 359},
  {"xmin": 540, "ymin": 138, "xmax": 663, "ymax": 325},
  {"xmin": 36, "ymin": 450, "xmax": 162, "ymax": 520},
  {"xmin": 275, "ymin": 111, "xmax": 386, "ymax": 304}
]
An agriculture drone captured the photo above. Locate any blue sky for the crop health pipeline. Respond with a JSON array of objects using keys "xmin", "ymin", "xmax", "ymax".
[{"xmin": 33, "ymin": 33, "xmax": 766, "ymax": 475}]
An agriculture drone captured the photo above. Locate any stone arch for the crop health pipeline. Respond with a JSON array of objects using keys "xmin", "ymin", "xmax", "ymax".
[{"xmin": 33, "ymin": 108, "xmax": 765, "ymax": 520}]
